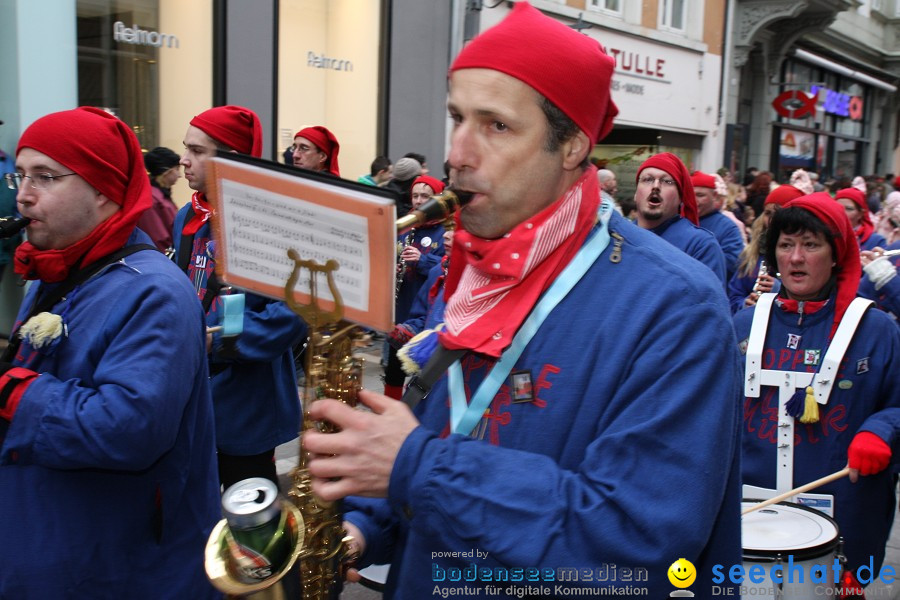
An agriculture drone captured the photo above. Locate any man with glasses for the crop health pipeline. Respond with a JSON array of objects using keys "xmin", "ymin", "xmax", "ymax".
[
  {"xmin": 0, "ymin": 107, "xmax": 220, "ymax": 597},
  {"xmin": 292, "ymin": 125, "xmax": 340, "ymax": 176},
  {"xmin": 634, "ymin": 152, "xmax": 727, "ymax": 284}
]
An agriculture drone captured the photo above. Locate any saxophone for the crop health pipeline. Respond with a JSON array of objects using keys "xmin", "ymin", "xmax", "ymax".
[{"xmin": 204, "ymin": 189, "xmax": 470, "ymax": 599}]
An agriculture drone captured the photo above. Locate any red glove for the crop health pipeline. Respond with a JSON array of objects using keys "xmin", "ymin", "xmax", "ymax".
[{"xmin": 847, "ymin": 431, "xmax": 892, "ymax": 476}]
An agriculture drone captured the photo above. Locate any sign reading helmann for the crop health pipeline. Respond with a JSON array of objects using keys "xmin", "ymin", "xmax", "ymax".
[{"xmin": 113, "ymin": 21, "xmax": 179, "ymax": 49}]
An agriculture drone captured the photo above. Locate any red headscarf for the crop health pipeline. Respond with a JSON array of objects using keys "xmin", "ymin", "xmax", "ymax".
[
  {"xmin": 783, "ymin": 192, "xmax": 861, "ymax": 338},
  {"xmin": 690, "ymin": 171, "xmax": 716, "ymax": 190},
  {"xmin": 14, "ymin": 107, "xmax": 151, "ymax": 282},
  {"xmin": 190, "ymin": 105, "xmax": 262, "ymax": 157},
  {"xmin": 184, "ymin": 105, "xmax": 263, "ymax": 235},
  {"xmin": 295, "ymin": 126, "xmax": 341, "ymax": 176},
  {"xmin": 449, "ymin": 1, "xmax": 617, "ymax": 145},
  {"xmin": 835, "ymin": 187, "xmax": 874, "ymax": 244},
  {"xmin": 636, "ymin": 153, "xmax": 699, "ymax": 225},
  {"xmin": 764, "ymin": 184, "xmax": 804, "ymax": 207},
  {"xmin": 411, "ymin": 175, "xmax": 445, "ymax": 196}
]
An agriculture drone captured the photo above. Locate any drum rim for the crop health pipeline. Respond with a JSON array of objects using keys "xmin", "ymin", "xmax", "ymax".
[{"xmin": 741, "ymin": 499, "xmax": 839, "ymax": 561}]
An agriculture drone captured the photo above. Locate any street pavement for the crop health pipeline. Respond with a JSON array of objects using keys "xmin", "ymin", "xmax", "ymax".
[{"xmin": 277, "ymin": 342, "xmax": 900, "ymax": 599}]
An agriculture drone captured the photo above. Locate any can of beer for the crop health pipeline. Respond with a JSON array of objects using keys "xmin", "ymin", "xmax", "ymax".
[{"xmin": 222, "ymin": 478, "xmax": 291, "ymax": 582}]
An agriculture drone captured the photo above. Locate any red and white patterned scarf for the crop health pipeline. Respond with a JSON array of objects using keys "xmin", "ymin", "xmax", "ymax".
[{"xmin": 439, "ymin": 167, "xmax": 600, "ymax": 357}]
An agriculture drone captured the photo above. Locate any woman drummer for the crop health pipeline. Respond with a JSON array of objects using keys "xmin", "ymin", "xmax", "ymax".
[{"xmin": 734, "ymin": 192, "xmax": 900, "ymax": 591}]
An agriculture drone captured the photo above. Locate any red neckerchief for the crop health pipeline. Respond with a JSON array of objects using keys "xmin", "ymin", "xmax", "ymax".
[
  {"xmin": 775, "ymin": 297, "xmax": 830, "ymax": 317},
  {"xmin": 854, "ymin": 221, "xmax": 874, "ymax": 245},
  {"xmin": 14, "ymin": 215, "xmax": 129, "ymax": 283},
  {"xmin": 439, "ymin": 167, "xmax": 600, "ymax": 358},
  {"xmin": 429, "ymin": 255, "xmax": 450, "ymax": 303},
  {"xmin": 182, "ymin": 192, "xmax": 211, "ymax": 236}
]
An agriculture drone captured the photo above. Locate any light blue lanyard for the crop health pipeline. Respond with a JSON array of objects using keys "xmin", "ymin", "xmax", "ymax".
[{"xmin": 448, "ymin": 199, "xmax": 613, "ymax": 436}]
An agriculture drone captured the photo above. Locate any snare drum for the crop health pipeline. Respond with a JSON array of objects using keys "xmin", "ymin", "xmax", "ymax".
[
  {"xmin": 741, "ymin": 500, "xmax": 840, "ymax": 600},
  {"xmin": 357, "ymin": 563, "xmax": 390, "ymax": 592}
]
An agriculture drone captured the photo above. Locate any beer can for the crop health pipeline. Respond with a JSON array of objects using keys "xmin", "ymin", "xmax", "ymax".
[{"xmin": 222, "ymin": 478, "xmax": 291, "ymax": 582}]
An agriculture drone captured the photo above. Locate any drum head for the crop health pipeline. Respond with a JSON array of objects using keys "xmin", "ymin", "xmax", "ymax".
[{"xmin": 741, "ymin": 500, "xmax": 839, "ymax": 561}]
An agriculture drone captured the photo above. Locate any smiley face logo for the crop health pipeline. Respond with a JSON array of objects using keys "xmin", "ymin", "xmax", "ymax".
[{"xmin": 667, "ymin": 558, "xmax": 696, "ymax": 588}]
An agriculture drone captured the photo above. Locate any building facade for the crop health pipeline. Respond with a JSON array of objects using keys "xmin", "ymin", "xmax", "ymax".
[{"xmin": 726, "ymin": 0, "xmax": 900, "ymax": 185}]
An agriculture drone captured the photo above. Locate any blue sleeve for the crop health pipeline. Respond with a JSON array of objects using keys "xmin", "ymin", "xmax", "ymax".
[
  {"xmin": 694, "ymin": 236, "xmax": 727, "ymax": 285},
  {"xmin": 210, "ymin": 293, "xmax": 306, "ymax": 363},
  {"xmin": 3, "ymin": 269, "xmax": 209, "ymax": 470},
  {"xmin": 344, "ymin": 499, "xmax": 400, "ymax": 567},
  {"xmin": 718, "ymin": 224, "xmax": 746, "ymax": 280},
  {"xmin": 403, "ymin": 265, "xmax": 442, "ymax": 335},
  {"xmin": 858, "ymin": 255, "xmax": 900, "ymax": 319},
  {"xmin": 387, "ymin": 300, "xmax": 742, "ymax": 573},
  {"xmin": 728, "ymin": 270, "xmax": 754, "ymax": 313},
  {"xmin": 856, "ymin": 312, "xmax": 900, "ymax": 450}
]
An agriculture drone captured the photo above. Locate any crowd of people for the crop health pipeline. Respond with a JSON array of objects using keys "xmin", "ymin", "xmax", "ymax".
[{"xmin": 0, "ymin": 2, "xmax": 898, "ymax": 599}]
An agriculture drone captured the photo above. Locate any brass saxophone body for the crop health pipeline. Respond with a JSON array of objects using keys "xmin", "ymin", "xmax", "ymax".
[{"xmin": 204, "ymin": 188, "xmax": 470, "ymax": 598}]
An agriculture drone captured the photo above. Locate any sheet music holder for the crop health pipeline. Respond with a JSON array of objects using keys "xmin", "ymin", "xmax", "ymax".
[{"xmin": 206, "ymin": 153, "xmax": 398, "ymax": 332}]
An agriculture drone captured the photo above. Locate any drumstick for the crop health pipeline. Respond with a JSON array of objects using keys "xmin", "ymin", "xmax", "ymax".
[{"xmin": 741, "ymin": 467, "xmax": 851, "ymax": 516}]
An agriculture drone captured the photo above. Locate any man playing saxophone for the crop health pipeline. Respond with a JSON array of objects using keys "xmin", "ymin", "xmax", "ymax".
[{"xmin": 304, "ymin": 3, "xmax": 742, "ymax": 598}]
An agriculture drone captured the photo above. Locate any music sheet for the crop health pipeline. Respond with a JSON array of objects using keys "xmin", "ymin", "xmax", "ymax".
[{"xmin": 207, "ymin": 155, "xmax": 397, "ymax": 331}]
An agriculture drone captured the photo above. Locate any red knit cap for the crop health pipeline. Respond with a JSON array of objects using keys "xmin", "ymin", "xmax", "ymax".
[
  {"xmin": 15, "ymin": 107, "xmax": 152, "ymax": 280},
  {"xmin": 412, "ymin": 175, "xmax": 445, "ymax": 196},
  {"xmin": 449, "ymin": 2, "xmax": 617, "ymax": 145},
  {"xmin": 636, "ymin": 152, "xmax": 698, "ymax": 225},
  {"xmin": 690, "ymin": 171, "xmax": 716, "ymax": 190},
  {"xmin": 190, "ymin": 105, "xmax": 262, "ymax": 157},
  {"xmin": 764, "ymin": 184, "xmax": 804, "ymax": 207},
  {"xmin": 784, "ymin": 192, "xmax": 861, "ymax": 338},
  {"xmin": 295, "ymin": 126, "xmax": 341, "ymax": 176},
  {"xmin": 835, "ymin": 187, "xmax": 871, "ymax": 225}
]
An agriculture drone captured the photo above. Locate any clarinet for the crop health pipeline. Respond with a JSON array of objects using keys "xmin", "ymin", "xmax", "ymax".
[
  {"xmin": 0, "ymin": 216, "xmax": 30, "ymax": 239},
  {"xmin": 396, "ymin": 228, "xmax": 414, "ymax": 298},
  {"xmin": 752, "ymin": 260, "xmax": 768, "ymax": 297}
]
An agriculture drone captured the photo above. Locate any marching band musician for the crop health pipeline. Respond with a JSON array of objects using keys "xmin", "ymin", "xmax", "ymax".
[
  {"xmin": 303, "ymin": 3, "xmax": 743, "ymax": 598},
  {"xmin": 0, "ymin": 107, "xmax": 220, "ymax": 597},
  {"xmin": 727, "ymin": 184, "xmax": 803, "ymax": 313},
  {"xmin": 384, "ymin": 174, "xmax": 446, "ymax": 399},
  {"xmin": 173, "ymin": 105, "xmax": 306, "ymax": 491},
  {"xmin": 735, "ymin": 194, "xmax": 900, "ymax": 594}
]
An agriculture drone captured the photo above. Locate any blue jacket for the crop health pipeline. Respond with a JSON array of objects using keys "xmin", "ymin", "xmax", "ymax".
[
  {"xmin": 346, "ymin": 213, "xmax": 743, "ymax": 599},
  {"xmin": 734, "ymin": 296, "xmax": 900, "ymax": 573},
  {"xmin": 699, "ymin": 211, "xmax": 745, "ymax": 281},
  {"xmin": 173, "ymin": 206, "xmax": 306, "ymax": 455},
  {"xmin": 650, "ymin": 215, "xmax": 727, "ymax": 285},
  {"xmin": 404, "ymin": 259, "xmax": 448, "ymax": 335},
  {"xmin": 396, "ymin": 225, "xmax": 444, "ymax": 323},
  {"xmin": 0, "ymin": 230, "xmax": 221, "ymax": 598}
]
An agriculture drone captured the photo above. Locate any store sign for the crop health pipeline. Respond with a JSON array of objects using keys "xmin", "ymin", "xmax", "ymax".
[
  {"xmin": 605, "ymin": 48, "xmax": 666, "ymax": 80},
  {"xmin": 113, "ymin": 21, "xmax": 179, "ymax": 49},
  {"xmin": 307, "ymin": 52, "xmax": 353, "ymax": 72},
  {"xmin": 810, "ymin": 86, "xmax": 863, "ymax": 120},
  {"xmin": 771, "ymin": 90, "xmax": 817, "ymax": 119}
]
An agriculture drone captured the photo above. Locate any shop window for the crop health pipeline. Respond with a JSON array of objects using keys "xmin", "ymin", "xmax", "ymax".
[
  {"xmin": 589, "ymin": 0, "xmax": 622, "ymax": 15},
  {"xmin": 659, "ymin": 0, "xmax": 685, "ymax": 32},
  {"xmin": 77, "ymin": 0, "xmax": 160, "ymax": 148}
]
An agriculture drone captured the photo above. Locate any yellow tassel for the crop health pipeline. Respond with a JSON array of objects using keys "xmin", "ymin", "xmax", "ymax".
[{"xmin": 799, "ymin": 386, "xmax": 820, "ymax": 424}]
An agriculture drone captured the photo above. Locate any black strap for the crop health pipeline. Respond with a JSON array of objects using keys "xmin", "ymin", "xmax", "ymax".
[
  {"xmin": 2, "ymin": 244, "xmax": 156, "ymax": 362},
  {"xmin": 175, "ymin": 206, "xmax": 196, "ymax": 272},
  {"xmin": 401, "ymin": 346, "xmax": 466, "ymax": 409}
]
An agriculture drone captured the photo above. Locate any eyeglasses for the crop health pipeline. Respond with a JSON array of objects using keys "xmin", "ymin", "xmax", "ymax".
[
  {"xmin": 5, "ymin": 172, "xmax": 77, "ymax": 191},
  {"xmin": 637, "ymin": 175, "xmax": 677, "ymax": 188}
]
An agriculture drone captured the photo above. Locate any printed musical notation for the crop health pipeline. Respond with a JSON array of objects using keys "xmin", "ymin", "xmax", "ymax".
[{"xmin": 220, "ymin": 180, "xmax": 369, "ymax": 309}]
